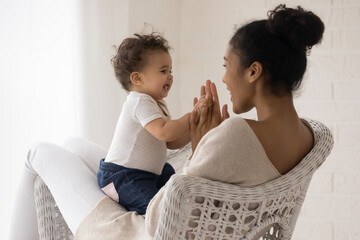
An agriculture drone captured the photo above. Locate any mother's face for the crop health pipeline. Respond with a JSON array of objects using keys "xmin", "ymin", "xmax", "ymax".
[{"xmin": 222, "ymin": 45, "xmax": 255, "ymax": 114}]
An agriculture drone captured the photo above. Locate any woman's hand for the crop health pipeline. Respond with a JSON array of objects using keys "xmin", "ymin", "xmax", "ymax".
[
  {"xmin": 209, "ymin": 80, "xmax": 230, "ymax": 124},
  {"xmin": 190, "ymin": 80, "xmax": 229, "ymax": 153}
]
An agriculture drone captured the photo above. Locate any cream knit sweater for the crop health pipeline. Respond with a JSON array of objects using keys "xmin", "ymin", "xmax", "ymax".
[{"xmin": 75, "ymin": 117, "xmax": 281, "ymax": 239}]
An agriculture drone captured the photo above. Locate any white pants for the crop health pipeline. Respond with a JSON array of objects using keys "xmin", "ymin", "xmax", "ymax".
[{"xmin": 9, "ymin": 138, "xmax": 107, "ymax": 240}]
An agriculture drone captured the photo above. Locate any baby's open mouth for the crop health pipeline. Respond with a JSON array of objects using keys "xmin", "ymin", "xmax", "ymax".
[{"xmin": 163, "ymin": 83, "xmax": 171, "ymax": 91}]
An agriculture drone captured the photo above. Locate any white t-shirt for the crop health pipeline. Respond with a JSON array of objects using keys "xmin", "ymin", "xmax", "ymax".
[{"xmin": 105, "ymin": 91, "xmax": 171, "ymax": 175}]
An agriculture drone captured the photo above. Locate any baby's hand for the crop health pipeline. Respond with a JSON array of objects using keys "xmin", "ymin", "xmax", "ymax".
[
  {"xmin": 193, "ymin": 95, "xmax": 212, "ymax": 112},
  {"xmin": 191, "ymin": 94, "xmax": 212, "ymax": 125}
]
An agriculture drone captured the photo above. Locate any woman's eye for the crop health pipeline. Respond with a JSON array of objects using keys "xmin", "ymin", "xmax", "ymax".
[
  {"xmin": 223, "ymin": 64, "xmax": 226, "ymax": 68},
  {"xmin": 161, "ymin": 70, "xmax": 166, "ymax": 73}
]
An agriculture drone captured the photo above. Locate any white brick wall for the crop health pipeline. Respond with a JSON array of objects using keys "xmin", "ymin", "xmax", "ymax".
[{"xmin": 122, "ymin": 0, "xmax": 359, "ymax": 238}]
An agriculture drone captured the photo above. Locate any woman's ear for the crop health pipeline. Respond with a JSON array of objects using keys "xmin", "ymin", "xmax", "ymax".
[
  {"xmin": 248, "ymin": 61, "xmax": 263, "ymax": 83},
  {"xmin": 130, "ymin": 72, "xmax": 143, "ymax": 86}
]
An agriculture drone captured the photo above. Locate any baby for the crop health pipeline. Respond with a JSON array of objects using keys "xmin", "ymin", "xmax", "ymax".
[{"xmin": 97, "ymin": 32, "xmax": 196, "ymax": 215}]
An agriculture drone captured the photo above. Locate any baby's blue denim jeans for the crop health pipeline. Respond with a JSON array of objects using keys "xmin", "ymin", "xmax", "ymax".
[{"xmin": 97, "ymin": 159, "xmax": 175, "ymax": 215}]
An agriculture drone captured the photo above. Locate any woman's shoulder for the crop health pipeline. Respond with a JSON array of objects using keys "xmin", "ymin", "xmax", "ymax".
[
  {"xmin": 220, "ymin": 115, "xmax": 247, "ymax": 127},
  {"xmin": 219, "ymin": 116, "xmax": 254, "ymax": 134},
  {"xmin": 204, "ymin": 116, "xmax": 258, "ymax": 144}
]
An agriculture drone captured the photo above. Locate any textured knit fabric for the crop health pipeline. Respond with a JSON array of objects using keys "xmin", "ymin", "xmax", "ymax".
[
  {"xmin": 105, "ymin": 91, "xmax": 170, "ymax": 175},
  {"xmin": 75, "ymin": 116, "xmax": 282, "ymax": 240},
  {"xmin": 184, "ymin": 116, "xmax": 281, "ymax": 186}
]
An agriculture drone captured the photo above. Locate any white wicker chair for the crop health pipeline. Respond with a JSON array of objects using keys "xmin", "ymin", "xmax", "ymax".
[{"xmin": 34, "ymin": 119, "xmax": 333, "ymax": 240}]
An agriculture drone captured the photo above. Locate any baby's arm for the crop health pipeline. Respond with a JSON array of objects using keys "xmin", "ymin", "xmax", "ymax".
[
  {"xmin": 145, "ymin": 95, "xmax": 211, "ymax": 149},
  {"xmin": 145, "ymin": 113, "xmax": 191, "ymax": 143},
  {"xmin": 166, "ymin": 132, "xmax": 190, "ymax": 149}
]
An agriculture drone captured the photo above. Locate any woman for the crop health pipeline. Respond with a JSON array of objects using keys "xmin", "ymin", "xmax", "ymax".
[
  {"xmin": 10, "ymin": 4, "xmax": 325, "ymax": 240},
  {"xmin": 187, "ymin": 3, "xmax": 324, "ymax": 183}
]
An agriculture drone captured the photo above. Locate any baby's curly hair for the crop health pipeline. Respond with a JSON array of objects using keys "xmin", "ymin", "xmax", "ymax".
[{"xmin": 111, "ymin": 32, "xmax": 171, "ymax": 91}]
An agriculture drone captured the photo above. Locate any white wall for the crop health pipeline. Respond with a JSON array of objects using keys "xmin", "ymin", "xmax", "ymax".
[{"xmin": 73, "ymin": 0, "xmax": 128, "ymax": 148}]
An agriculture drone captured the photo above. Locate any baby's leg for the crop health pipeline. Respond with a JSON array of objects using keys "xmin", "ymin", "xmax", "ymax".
[
  {"xmin": 156, "ymin": 162, "xmax": 175, "ymax": 189},
  {"xmin": 118, "ymin": 168, "xmax": 160, "ymax": 215}
]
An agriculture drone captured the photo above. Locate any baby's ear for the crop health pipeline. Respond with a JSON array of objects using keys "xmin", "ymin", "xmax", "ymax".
[{"xmin": 130, "ymin": 72, "xmax": 143, "ymax": 86}]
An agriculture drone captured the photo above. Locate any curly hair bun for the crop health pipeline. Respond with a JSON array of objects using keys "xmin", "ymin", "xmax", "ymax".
[{"xmin": 267, "ymin": 4, "xmax": 324, "ymax": 53}]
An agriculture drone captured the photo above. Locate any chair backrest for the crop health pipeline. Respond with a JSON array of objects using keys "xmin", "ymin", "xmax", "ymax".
[{"xmin": 154, "ymin": 119, "xmax": 334, "ymax": 240}]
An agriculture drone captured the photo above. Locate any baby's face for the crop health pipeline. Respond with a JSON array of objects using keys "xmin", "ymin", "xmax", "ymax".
[{"xmin": 138, "ymin": 50, "xmax": 173, "ymax": 100}]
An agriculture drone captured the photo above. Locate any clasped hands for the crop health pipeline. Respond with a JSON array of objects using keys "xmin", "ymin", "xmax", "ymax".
[{"xmin": 190, "ymin": 80, "xmax": 230, "ymax": 153}]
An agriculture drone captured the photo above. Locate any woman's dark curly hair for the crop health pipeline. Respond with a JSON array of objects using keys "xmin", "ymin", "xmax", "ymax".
[
  {"xmin": 111, "ymin": 32, "xmax": 171, "ymax": 91},
  {"xmin": 230, "ymin": 4, "xmax": 325, "ymax": 96}
]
